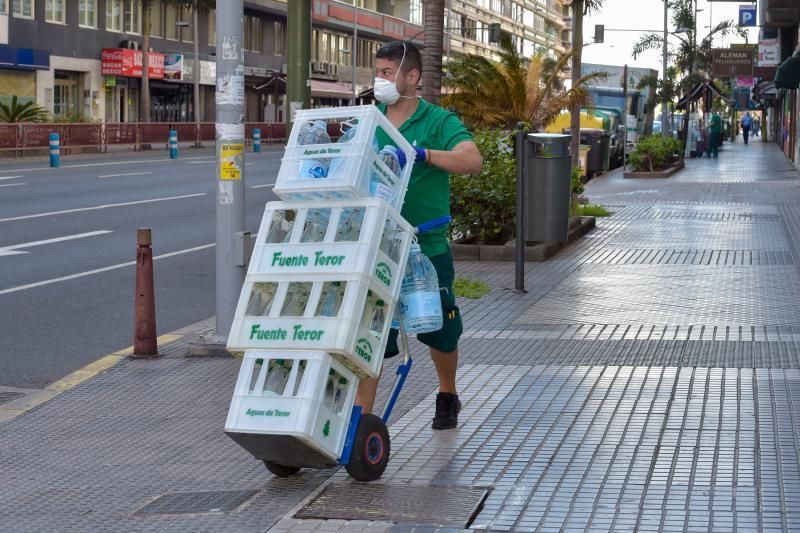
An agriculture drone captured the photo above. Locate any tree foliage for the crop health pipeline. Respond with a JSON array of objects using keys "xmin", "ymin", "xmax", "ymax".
[
  {"xmin": 0, "ymin": 96, "xmax": 49, "ymax": 123},
  {"xmin": 443, "ymin": 35, "xmax": 606, "ymax": 130}
]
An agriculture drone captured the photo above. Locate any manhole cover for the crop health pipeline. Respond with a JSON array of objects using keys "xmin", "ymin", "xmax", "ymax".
[
  {"xmin": 135, "ymin": 490, "xmax": 257, "ymax": 516},
  {"xmin": 0, "ymin": 391, "xmax": 25, "ymax": 405},
  {"xmin": 295, "ymin": 483, "xmax": 489, "ymax": 528}
]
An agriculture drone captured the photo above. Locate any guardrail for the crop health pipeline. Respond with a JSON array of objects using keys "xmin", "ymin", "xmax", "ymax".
[{"xmin": 0, "ymin": 122, "xmax": 294, "ymax": 156}]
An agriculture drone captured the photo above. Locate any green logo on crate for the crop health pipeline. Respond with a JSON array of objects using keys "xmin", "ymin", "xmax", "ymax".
[
  {"xmin": 245, "ymin": 408, "xmax": 291, "ymax": 417},
  {"xmin": 271, "ymin": 251, "xmax": 345, "ymax": 268},
  {"xmin": 322, "ymin": 420, "xmax": 331, "ymax": 437},
  {"xmin": 250, "ymin": 324, "xmax": 325, "ymax": 342},
  {"xmin": 302, "ymin": 147, "xmax": 342, "ymax": 156},
  {"xmin": 375, "ymin": 262, "xmax": 392, "ymax": 286},
  {"xmin": 355, "ymin": 338, "xmax": 373, "ymax": 362}
]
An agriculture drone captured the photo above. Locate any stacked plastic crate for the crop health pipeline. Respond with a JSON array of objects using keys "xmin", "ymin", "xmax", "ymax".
[{"xmin": 224, "ymin": 106, "xmax": 416, "ymax": 468}]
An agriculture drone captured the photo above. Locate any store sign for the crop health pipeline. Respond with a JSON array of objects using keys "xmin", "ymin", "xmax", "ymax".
[
  {"xmin": 104, "ymin": 76, "xmax": 116, "ymax": 87},
  {"xmin": 736, "ymin": 76, "xmax": 755, "ymax": 88},
  {"xmin": 181, "ymin": 60, "xmax": 216, "ymax": 85},
  {"xmin": 164, "ymin": 54, "xmax": 183, "ymax": 81},
  {"xmin": 759, "ymin": 39, "xmax": 780, "ymax": 67},
  {"xmin": 712, "ymin": 48, "xmax": 754, "ymax": 77},
  {"xmin": 101, "ymin": 48, "xmax": 165, "ymax": 79}
]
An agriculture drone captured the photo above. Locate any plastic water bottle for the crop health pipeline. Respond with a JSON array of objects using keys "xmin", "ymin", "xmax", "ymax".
[
  {"xmin": 297, "ymin": 120, "xmax": 331, "ymax": 179},
  {"xmin": 301, "ymin": 209, "xmax": 330, "ymax": 243},
  {"xmin": 369, "ymin": 299, "xmax": 386, "ymax": 333},
  {"xmin": 324, "ymin": 370, "xmax": 335, "ymax": 408},
  {"xmin": 317, "ymin": 282, "xmax": 343, "ymax": 317},
  {"xmin": 266, "ymin": 211, "xmax": 294, "ymax": 243},
  {"xmin": 335, "ymin": 207, "xmax": 364, "ymax": 242},
  {"xmin": 370, "ymin": 146, "xmax": 405, "ymax": 202},
  {"xmin": 246, "ymin": 282, "xmax": 277, "ymax": 316},
  {"xmin": 265, "ymin": 359, "xmax": 289, "ymax": 395},
  {"xmin": 333, "ymin": 377, "xmax": 348, "ymax": 413},
  {"xmin": 390, "ymin": 303, "xmax": 401, "ymax": 330},
  {"xmin": 379, "ymin": 219, "xmax": 403, "ymax": 262},
  {"xmin": 281, "ymin": 283, "xmax": 310, "ymax": 316},
  {"xmin": 292, "ymin": 360, "xmax": 306, "ymax": 396},
  {"xmin": 399, "ymin": 244, "xmax": 443, "ymax": 334}
]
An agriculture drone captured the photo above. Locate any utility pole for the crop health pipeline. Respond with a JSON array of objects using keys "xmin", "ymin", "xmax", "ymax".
[
  {"xmin": 661, "ymin": 0, "xmax": 669, "ymax": 135},
  {"xmin": 193, "ymin": 0, "xmax": 201, "ymax": 146},
  {"xmin": 622, "ymin": 64, "xmax": 628, "ymax": 169},
  {"xmin": 214, "ymin": 0, "xmax": 246, "ymax": 337},
  {"xmin": 351, "ymin": 1, "xmax": 359, "ymax": 106},
  {"xmin": 569, "ymin": 0, "xmax": 584, "ymax": 169},
  {"xmin": 286, "ymin": 0, "xmax": 312, "ymax": 130}
]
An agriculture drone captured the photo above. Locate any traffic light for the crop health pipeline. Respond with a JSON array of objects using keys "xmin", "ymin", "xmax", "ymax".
[
  {"xmin": 594, "ymin": 24, "xmax": 604, "ymax": 44},
  {"xmin": 489, "ymin": 23, "xmax": 502, "ymax": 43}
]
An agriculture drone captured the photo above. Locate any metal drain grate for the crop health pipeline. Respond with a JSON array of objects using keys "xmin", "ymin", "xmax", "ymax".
[
  {"xmin": 295, "ymin": 483, "xmax": 489, "ymax": 528},
  {"xmin": 0, "ymin": 391, "xmax": 25, "ymax": 405},
  {"xmin": 585, "ymin": 248, "xmax": 793, "ymax": 266},
  {"xmin": 135, "ymin": 490, "xmax": 257, "ymax": 516}
]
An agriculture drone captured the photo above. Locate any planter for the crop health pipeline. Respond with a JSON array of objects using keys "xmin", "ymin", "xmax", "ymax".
[
  {"xmin": 451, "ymin": 216, "xmax": 596, "ymax": 262},
  {"xmin": 623, "ymin": 159, "xmax": 685, "ymax": 179}
]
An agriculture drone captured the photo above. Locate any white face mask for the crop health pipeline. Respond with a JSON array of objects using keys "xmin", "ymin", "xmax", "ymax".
[{"xmin": 374, "ymin": 77, "xmax": 401, "ymax": 105}]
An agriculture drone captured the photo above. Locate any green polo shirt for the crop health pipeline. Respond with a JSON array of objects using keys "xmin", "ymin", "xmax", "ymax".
[{"xmin": 375, "ymin": 98, "xmax": 473, "ymax": 257}]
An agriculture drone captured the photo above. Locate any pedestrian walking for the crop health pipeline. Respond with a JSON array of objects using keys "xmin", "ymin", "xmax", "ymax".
[
  {"xmin": 706, "ymin": 112, "xmax": 722, "ymax": 158},
  {"xmin": 355, "ymin": 41, "xmax": 483, "ymax": 430},
  {"xmin": 754, "ymin": 116, "xmax": 761, "ymax": 137},
  {"xmin": 741, "ymin": 112, "xmax": 752, "ymax": 145}
]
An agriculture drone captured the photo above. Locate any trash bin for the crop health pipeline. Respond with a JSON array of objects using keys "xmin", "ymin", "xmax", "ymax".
[
  {"xmin": 523, "ymin": 133, "xmax": 571, "ymax": 243},
  {"xmin": 580, "ymin": 129, "xmax": 611, "ymax": 177}
]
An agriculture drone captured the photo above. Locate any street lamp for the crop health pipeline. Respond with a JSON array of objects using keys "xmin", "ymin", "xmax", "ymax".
[{"xmin": 175, "ymin": 2, "xmax": 201, "ymax": 147}]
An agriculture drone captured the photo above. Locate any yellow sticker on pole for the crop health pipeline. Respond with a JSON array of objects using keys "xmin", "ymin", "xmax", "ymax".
[{"xmin": 220, "ymin": 143, "xmax": 244, "ymax": 180}]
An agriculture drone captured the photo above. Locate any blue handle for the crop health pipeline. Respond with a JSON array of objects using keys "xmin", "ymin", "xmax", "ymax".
[{"xmin": 416, "ymin": 216, "xmax": 451, "ymax": 235}]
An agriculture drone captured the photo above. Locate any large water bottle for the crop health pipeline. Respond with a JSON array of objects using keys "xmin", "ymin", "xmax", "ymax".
[
  {"xmin": 297, "ymin": 120, "xmax": 331, "ymax": 179},
  {"xmin": 264, "ymin": 359, "xmax": 289, "ymax": 395},
  {"xmin": 328, "ymin": 120, "xmax": 381, "ymax": 178},
  {"xmin": 379, "ymin": 219, "xmax": 403, "ymax": 263},
  {"xmin": 266, "ymin": 210, "xmax": 294, "ymax": 243},
  {"xmin": 399, "ymin": 244, "xmax": 443, "ymax": 334},
  {"xmin": 301, "ymin": 209, "xmax": 330, "ymax": 243},
  {"xmin": 370, "ymin": 145, "xmax": 405, "ymax": 202},
  {"xmin": 369, "ymin": 299, "xmax": 386, "ymax": 333},
  {"xmin": 246, "ymin": 282, "xmax": 277, "ymax": 316},
  {"xmin": 317, "ymin": 281, "xmax": 343, "ymax": 317},
  {"xmin": 335, "ymin": 207, "xmax": 364, "ymax": 242},
  {"xmin": 333, "ymin": 377, "xmax": 348, "ymax": 413},
  {"xmin": 292, "ymin": 360, "xmax": 306, "ymax": 396},
  {"xmin": 281, "ymin": 283, "xmax": 310, "ymax": 316},
  {"xmin": 323, "ymin": 370, "xmax": 335, "ymax": 408}
]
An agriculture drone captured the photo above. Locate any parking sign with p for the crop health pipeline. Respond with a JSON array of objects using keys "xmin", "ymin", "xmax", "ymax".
[{"xmin": 739, "ymin": 5, "xmax": 756, "ymax": 27}]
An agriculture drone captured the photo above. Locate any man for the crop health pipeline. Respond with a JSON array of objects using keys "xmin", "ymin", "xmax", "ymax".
[
  {"xmin": 753, "ymin": 116, "xmax": 761, "ymax": 137},
  {"xmin": 706, "ymin": 112, "xmax": 721, "ymax": 159},
  {"xmin": 741, "ymin": 112, "xmax": 752, "ymax": 145},
  {"xmin": 355, "ymin": 41, "xmax": 483, "ymax": 430}
]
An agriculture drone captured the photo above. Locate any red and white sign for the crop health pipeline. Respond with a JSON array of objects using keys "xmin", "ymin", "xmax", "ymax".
[{"xmin": 101, "ymin": 48, "xmax": 165, "ymax": 79}]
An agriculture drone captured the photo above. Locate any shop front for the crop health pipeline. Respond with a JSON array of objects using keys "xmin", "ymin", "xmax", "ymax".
[
  {"xmin": 0, "ymin": 45, "xmax": 50, "ymax": 106},
  {"xmin": 101, "ymin": 48, "xmax": 165, "ymax": 123},
  {"xmin": 160, "ymin": 53, "xmax": 216, "ymax": 122}
]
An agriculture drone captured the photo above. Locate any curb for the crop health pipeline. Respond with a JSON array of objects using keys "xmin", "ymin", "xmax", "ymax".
[{"xmin": 0, "ymin": 332, "xmax": 183, "ymax": 424}]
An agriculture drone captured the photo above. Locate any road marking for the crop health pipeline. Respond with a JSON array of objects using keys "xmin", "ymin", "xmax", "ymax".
[
  {"xmin": 0, "ymin": 155, "xmax": 215, "ymax": 173},
  {"xmin": 250, "ymin": 183, "xmax": 274, "ymax": 189},
  {"xmin": 187, "ymin": 160, "xmax": 214, "ymax": 164},
  {"xmin": 0, "ymin": 183, "xmax": 25, "ymax": 188},
  {"xmin": 0, "ymin": 242, "xmax": 215, "ymax": 295},
  {"xmin": 97, "ymin": 171, "xmax": 153, "ymax": 178},
  {"xmin": 0, "ymin": 193, "xmax": 206, "ymax": 223},
  {"xmin": 0, "ymin": 231, "xmax": 113, "ymax": 257},
  {"xmin": 0, "ymin": 175, "xmax": 24, "ymax": 181}
]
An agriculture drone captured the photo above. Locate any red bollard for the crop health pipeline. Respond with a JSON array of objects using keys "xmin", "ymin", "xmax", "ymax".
[{"xmin": 132, "ymin": 228, "xmax": 159, "ymax": 358}]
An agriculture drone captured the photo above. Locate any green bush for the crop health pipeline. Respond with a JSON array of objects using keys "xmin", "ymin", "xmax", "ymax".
[
  {"xmin": 628, "ymin": 134, "xmax": 683, "ymax": 172},
  {"xmin": 576, "ymin": 204, "xmax": 611, "ymax": 217},
  {"xmin": 453, "ymin": 275, "xmax": 491, "ymax": 299},
  {"xmin": 450, "ymin": 129, "xmax": 516, "ymax": 245}
]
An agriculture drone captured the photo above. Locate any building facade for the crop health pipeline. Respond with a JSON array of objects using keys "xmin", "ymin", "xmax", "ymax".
[{"xmin": 0, "ymin": 0, "xmax": 569, "ymax": 123}]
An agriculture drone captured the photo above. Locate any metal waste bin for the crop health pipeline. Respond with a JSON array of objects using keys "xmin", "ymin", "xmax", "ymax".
[
  {"xmin": 580, "ymin": 129, "xmax": 611, "ymax": 177},
  {"xmin": 523, "ymin": 133, "xmax": 571, "ymax": 243}
]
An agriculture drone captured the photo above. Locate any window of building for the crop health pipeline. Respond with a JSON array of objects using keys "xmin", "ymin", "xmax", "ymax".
[
  {"xmin": 124, "ymin": 0, "xmax": 141, "ymax": 34},
  {"xmin": 208, "ymin": 8, "xmax": 215, "ymax": 45},
  {"xmin": 12, "ymin": 0, "xmax": 33, "ymax": 18},
  {"xmin": 164, "ymin": 2, "xmax": 178, "ymax": 39},
  {"xmin": 0, "ymin": 0, "xmax": 7, "ymax": 15},
  {"xmin": 274, "ymin": 21, "xmax": 285, "ymax": 56},
  {"xmin": 244, "ymin": 15, "xmax": 262, "ymax": 52},
  {"xmin": 178, "ymin": 5, "xmax": 192, "ymax": 42},
  {"xmin": 337, "ymin": 34, "xmax": 349, "ymax": 65},
  {"xmin": 320, "ymin": 31, "xmax": 329, "ymax": 62},
  {"xmin": 146, "ymin": 0, "xmax": 162, "ymax": 36},
  {"xmin": 106, "ymin": 0, "xmax": 123, "ymax": 30},
  {"xmin": 79, "ymin": 0, "xmax": 97, "ymax": 27},
  {"xmin": 45, "ymin": 0, "xmax": 65, "ymax": 23},
  {"xmin": 409, "ymin": 0, "xmax": 422, "ymax": 25}
]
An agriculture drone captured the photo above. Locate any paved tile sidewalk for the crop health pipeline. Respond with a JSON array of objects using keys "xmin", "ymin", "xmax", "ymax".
[{"xmin": 3, "ymin": 139, "xmax": 800, "ymax": 532}]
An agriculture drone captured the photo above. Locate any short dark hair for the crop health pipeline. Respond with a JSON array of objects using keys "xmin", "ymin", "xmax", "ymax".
[{"xmin": 376, "ymin": 41, "xmax": 422, "ymax": 76}]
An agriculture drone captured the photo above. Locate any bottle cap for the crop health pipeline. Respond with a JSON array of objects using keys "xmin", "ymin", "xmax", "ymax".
[
  {"xmin": 376, "ymin": 300, "xmax": 385, "ymax": 306},
  {"xmin": 338, "ymin": 378, "xmax": 348, "ymax": 385},
  {"xmin": 276, "ymin": 359, "xmax": 285, "ymax": 365}
]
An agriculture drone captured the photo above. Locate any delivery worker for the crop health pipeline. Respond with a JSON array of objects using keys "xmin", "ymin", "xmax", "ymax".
[{"xmin": 354, "ymin": 41, "xmax": 483, "ymax": 430}]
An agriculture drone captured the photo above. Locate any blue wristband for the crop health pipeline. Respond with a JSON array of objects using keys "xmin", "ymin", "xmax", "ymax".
[
  {"xmin": 394, "ymin": 147, "xmax": 407, "ymax": 169},
  {"xmin": 414, "ymin": 146, "xmax": 426, "ymax": 162}
]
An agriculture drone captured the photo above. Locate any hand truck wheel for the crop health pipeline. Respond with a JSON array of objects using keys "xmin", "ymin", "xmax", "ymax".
[
  {"xmin": 264, "ymin": 460, "xmax": 301, "ymax": 477},
  {"xmin": 345, "ymin": 413, "xmax": 390, "ymax": 482}
]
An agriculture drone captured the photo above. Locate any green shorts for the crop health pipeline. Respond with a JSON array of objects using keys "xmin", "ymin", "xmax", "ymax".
[{"xmin": 385, "ymin": 247, "xmax": 463, "ymax": 357}]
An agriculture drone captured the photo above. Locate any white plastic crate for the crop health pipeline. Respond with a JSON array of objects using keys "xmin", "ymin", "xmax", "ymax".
[
  {"xmin": 250, "ymin": 198, "xmax": 414, "ymax": 299},
  {"xmin": 227, "ymin": 273, "xmax": 395, "ymax": 378},
  {"xmin": 224, "ymin": 351, "xmax": 358, "ymax": 465},
  {"xmin": 273, "ymin": 106, "xmax": 416, "ymax": 212}
]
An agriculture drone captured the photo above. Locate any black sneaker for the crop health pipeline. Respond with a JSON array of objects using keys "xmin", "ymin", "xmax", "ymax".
[{"xmin": 432, "ymin": 393, "xmax": 462, "ymax": 430}]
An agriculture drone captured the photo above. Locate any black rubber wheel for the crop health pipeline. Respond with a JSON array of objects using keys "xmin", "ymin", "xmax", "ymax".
[
  {"xmin": 345, "ymin": 413, "xmax": 390, "ymax": 482},
  {"xmin": 264, "ymin": 460, "xmax": 301, "ymax": 477}
]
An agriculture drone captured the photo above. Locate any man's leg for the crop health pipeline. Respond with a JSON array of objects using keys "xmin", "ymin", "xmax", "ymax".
[
  {"xmin": 431, "ymin": 347, "xmax": 458, "ymax": 394},
  {"xmin": 355, "ymin": 377, "xmax": 380, "ymax": 414}
]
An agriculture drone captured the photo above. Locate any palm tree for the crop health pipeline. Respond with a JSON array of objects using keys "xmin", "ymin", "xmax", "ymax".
[
  {"xmin": 442, "ymin": 35, "xmax": 606, "ymax": 131},
  {"xmin": 569, "ymin": 0, "xmax": 605, "ymax": 167},
  {"xmin": 422, "ymin": 0, "xmax": 445, "ymax": 105},
  {"xmin": 0, "ymin": 96, "xmax": 49, "ymax": 123}
]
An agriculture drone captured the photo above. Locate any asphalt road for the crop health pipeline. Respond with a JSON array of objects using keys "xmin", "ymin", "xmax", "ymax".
[{"xmin": 0, "ymin": 147, "xmax": 282, "ymax": 388}]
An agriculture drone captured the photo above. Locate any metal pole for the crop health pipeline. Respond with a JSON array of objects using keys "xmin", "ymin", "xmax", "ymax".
[
  {"xmin": 286, "ymin": 0, "xmax": 312, "ymax": 130},
  {"xmin": 193, "ymin": 0, "xmax": 201, "ymax": 147},
  {"xmin": 622, "ymin": 64, "xmax": 628, "ymax": 170},
  {"xmin": 661, "ymin": 0, "xmax": 669, "ymax": 135},
  {"xmin": 351, "ymin": 1, "xmax": 358, "ymax": 106},
  {"xmin": 514, "ymin": 123, "xmax": 526, "ymax": 294},
  {"xmin": 214, "ymin": 0, "xmax": 246, "ymax": 337}
]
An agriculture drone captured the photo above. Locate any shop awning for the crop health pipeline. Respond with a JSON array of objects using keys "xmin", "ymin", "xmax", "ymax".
[
  {"xmin": 774, "ymin": 54, "xmax": 800, "ymax": 90},
  {"xmin": 311, "ymin": 80, "xmax": 354, "ymax": 99},
  {"xmin": 676, "ymin": 80, "xmax": 732, "ymax": 111}
]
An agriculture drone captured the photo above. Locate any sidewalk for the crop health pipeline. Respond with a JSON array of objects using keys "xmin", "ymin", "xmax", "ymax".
[{"xmin": 3, "ymin": 137, "xmax": 800, "ymax": 532}]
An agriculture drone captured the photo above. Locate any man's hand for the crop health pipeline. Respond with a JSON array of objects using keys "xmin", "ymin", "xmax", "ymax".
[
  {"xmin": 414, "ymin": 146, "xmax": 427, "ymax": 162},
  {"xmin": 424, "ymin": 141, "xmax": 482, "ymax": 175}
]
